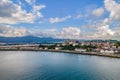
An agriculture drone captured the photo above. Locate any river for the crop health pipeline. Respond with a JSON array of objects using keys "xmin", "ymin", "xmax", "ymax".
[{"xmin": 0, "ymin": 51, "xmax": 120, "ymax": 80}]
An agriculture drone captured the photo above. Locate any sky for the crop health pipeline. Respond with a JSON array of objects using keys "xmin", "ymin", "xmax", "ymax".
[{"xmin": 0, "ymin": 0, "xmax": 120, "ymax": 40}]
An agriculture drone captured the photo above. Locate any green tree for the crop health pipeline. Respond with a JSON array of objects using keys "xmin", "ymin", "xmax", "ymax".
[
  {"xmin": 62, "ymin": 44, "xmax": 75, "ymax": 50},
  {"xmin": 115, "ymin": 42, "xmax": 120, "ymax": 47}
]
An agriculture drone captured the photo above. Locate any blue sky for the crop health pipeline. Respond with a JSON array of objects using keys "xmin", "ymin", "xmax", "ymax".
[{"xmin": 0, "ymin": 0, "xmax": 120, "ymax": 40}]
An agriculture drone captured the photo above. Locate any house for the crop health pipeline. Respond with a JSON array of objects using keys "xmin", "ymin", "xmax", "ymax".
[
  {"xmin": 55, "ymin": 47, "xmax": 61, "ymax": 50},
  {"xmin": 118, "ymin": 46, "xmax": 120, "ymax": 49},
  {"xmin": 44, "ymin": 47, "xmax": 48, "ymax": 50},
  {"xmin": 100, "ymin": 49, "xmax": 118, "ymax": 54},
  {"xmin": 72, "ymin": 43, "xmax": 79, "ymax": 46},
  {"xmin": 94, "ymin": 48, "xmax": 101, "ymax": 52},
  {"xmin": 100, "ymin": 49, "xmax": 105, "ymax": 53},
  {"xmin": 39, "ymin": 47, "xmax": 43, "ymax": 50},
  {"xmin": 111, "ymin": 46, "xmax": 117, "ymax": 49},
  {"xmin": 61, "ymin": 43, "xmax": 66, "ymax": 46}
]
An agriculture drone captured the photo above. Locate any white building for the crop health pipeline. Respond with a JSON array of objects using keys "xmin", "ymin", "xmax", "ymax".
[
  {"xmin": 44, "ymin": 47, "xmax": 48, "ymax": 50},
  {"xmin": 75, "ymin": 48, "xmax": 86, "ymax": 52},
  {"xmin": 72, "ymin": 43, "xmax": 79, "ymax": 46},
  {"xmin": 100, "ymin": 49, "xmax": 118, "ymax": 54},
  {"xmin": 55, "ymin": 47, "xmax": 61, "ymax": 50},
  {"xmin": 61, "ymin": 43, "xmax": 66, "ymax": 46}
]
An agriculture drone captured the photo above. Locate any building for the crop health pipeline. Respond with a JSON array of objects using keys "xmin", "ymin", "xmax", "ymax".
[
  {"xmin": 44, "ymin": 47, "xmax": 48, "ymax": 50},
  {"xmin": 100, "ymin": 49, "xmax": 118, "ymax": 54},
  {"xmin": 55, "ymin": 47, "xmax": 61, "ymax": 50},
  {"xmin": 75, "ymin": 48, "xmax": 86, "ymax": 52}
]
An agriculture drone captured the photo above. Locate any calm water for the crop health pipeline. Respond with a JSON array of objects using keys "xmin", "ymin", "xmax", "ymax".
[{"xmin": 0, "ymin": 51, "xmax": 120, "ymax": 80}]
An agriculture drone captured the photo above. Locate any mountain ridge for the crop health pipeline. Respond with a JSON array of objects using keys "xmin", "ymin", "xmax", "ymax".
[{"xmin": 0, "ymin": 35, "xmax": 67, "ymax": 43}]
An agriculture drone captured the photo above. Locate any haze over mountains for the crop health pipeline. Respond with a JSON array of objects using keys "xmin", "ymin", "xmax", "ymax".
[
  {"xmin": 0, "ymin": 36, "xmax": 119, "ymax": 44},
  {"xmin": 0, "ymin": 36, "xmax": 67, "ymax": 43}
]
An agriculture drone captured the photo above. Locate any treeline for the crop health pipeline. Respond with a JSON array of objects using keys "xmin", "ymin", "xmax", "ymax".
[
  {"xmin": 115, "ymin": 42, "xmax": 120, "ymax": 47},
  {"xmin": 86, "ymin": 39, "xmax": 119, "ymax": 43},
  {"xmin": 39, "ymin": 44, "xmax": 97, "ymax": 52}
]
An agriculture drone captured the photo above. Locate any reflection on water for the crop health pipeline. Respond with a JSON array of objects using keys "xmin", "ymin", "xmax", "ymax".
[{"xmin": 0, "ymin": 51, "xmax": 120, "ymax": 80}]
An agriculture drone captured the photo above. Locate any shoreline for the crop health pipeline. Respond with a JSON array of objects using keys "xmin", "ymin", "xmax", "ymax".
[{"xmin": 0, "ymin": 49, "xmax": 120, "ymax": 58}]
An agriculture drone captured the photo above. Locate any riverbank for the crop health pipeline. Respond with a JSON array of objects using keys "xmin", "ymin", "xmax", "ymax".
[{"xmin": 0, "ymin": 49, "xmax": 120, "ymax": 58}]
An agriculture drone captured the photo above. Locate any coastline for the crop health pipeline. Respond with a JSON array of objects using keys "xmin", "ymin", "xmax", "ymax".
[{"xmin": 0, "ymin": 49, "xmax": 120, "ymax": 58}]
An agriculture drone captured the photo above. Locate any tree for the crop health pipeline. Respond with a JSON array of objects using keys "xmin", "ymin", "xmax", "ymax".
[
  {"xmin": 62, "ymin": 44, "xmax": 75, "ymax": 50},
  {"xmin": 115, "ymin": 42, "xmax": 120, "ymax": 47}
]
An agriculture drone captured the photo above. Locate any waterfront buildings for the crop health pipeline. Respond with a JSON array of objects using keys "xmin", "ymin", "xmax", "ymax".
[
  {"xmin": 75, "ymin": 48, "xmax": 87, "ymax": 52},
  {"xmin": 0, "ymin": 40, "xmax": 120, "ymax": 54}
]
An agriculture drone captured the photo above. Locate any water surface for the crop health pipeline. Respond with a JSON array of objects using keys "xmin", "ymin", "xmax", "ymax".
[{"xmin": 0, "ymin": 51, "xmax": 120, "ymax": 80}]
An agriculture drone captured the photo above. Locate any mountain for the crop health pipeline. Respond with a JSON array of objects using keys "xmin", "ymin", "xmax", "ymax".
[
  {"xmin": 0, "ymin": 36, "xmax": 118, "ymax": 44},
  {"xmin": 0, "ymin": 36, "xmax": 67, "ymax": 44}
]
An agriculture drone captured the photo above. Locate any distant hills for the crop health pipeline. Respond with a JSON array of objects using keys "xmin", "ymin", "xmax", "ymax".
[
  {"xmin": 0, "ymin": 36, "xmax": 67, "ymax": 44},
  {"xmin": 0, "ymin": 36, "xmax": 119, "ymax": 44}
]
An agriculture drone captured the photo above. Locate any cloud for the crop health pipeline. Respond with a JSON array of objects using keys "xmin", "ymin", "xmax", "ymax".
[
  {"xmin": 93, "ymin": 25, "xmax": 115, "ymax": 38},
  {"xmin": 1, "ymin": 0, "xmax": 120, "ymax": 40},
  {"xmin": 83, "ymin": 0, "xmax": 120, "ymax": 40},
  {"xmin": 75, "ymin": 14, "xmax": 88, "ymax": 19},
  {"xmin": 0, "ymin": 0, "xmax": 45, "ymax": 24},
  {"xmin": 0, "ymin": 25, "xmax": 27, "ymax": 37},
  {"xmin": 49, "ymin": 16, "xmax": 71, "ymax": 23},
  {"xmin": 0, "ymin": 0, "xmax": 34, "ymax": 24},
  {"xmin": 92, "ymin": 7, "xmax": 104, "ymax": 17},
  {"xmin": 43, "ymin": 27, "xmax": 81, "ymax": 39},
  {"xmin": 28, "ymin": 27, "xmax": 81, "ymax": 39},
  {"xmin": 25, "ymin": 0, "xmax": 36, "ymax": 5},
  {"xmin": 104, "ymin": 0, "xmax": 120, "ymax": 20},
  {"xmin": 100, "ymin": 0, "xmax": 120, "ymax": 26},
  {"xmin": 76, "ymin": 19, "xmax": 118, "ymax": 40},
  {"xmin": 32, "ymin": 4, "xmax": 46, "ymax": 18},
  {"xmin": 56, "ymin": 27, "xmax": 81, "ymax": 39},
  {"xmin": 113, "ymin": 27, "xmax": 120, "ymax": 40}
]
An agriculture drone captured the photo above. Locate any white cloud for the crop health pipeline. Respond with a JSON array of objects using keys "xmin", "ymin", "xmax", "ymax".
[
  {"xmin": 25, "ymin": 0, "xmax": 36, "ymax": 5},
  {"xmin": 99, "ymin": 0, "xmax": 120, "ymax": 27},
  {"xmin": 29, "ymin": 0, "xmax": 120, "ymax": 40},
  {"xmin": 56, "ymin": 27, "xmax": 81, "ymax": 39},
  {"xmin": 0, "ymin": 0, "xmax": 46, "ymax": 24},
  {"xmin": 49, "ymin": 16, "xmax": 71, "ymax": 23},
  {"xmin": 32, "ymin": 5, "xmax": 46, "ymax": 18},
  {"xmin": 76, "ymin": 20, "xmax": 117, "ymax": 40},
  {"xmin": 0, "ymin": 0, "xmax": 35, "ymax": 24},
  {"xmin": 75, "ymin": 14, "xmax": 88, "ymax": 19},
  {"xmin": 42, "ymin": 27, "xmax": 81, "ymax": 39},
  {"xmin": 94, "ymin": 25, "xmax": 115, "ymax": 38},
  {"xmin": 113, "ymin": 27, "xmax": 120, "ymax": 39},
  {"xmin": 83, "ymin": 0, "xmax": 120, "ymax": 40},
  {"xmin": 0, "ymin": 25, "xmax": 27, "ymax": 37},
  {"xmin": 92, "ymin": 7, "xmax": 104, "ymax": 17},
  {"xmin": 104, "ymin": 0, "xmax": 120, "ymax": 20},
  {"xmin": 27, "ymin": 27, "xmax": 81, "ymax": 39},
  {"xmin": 1, "ymin": 0, "xmax": 120, "ymax": 40}
]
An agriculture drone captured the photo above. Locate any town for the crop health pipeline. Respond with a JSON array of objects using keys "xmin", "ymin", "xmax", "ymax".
[{"xmin": 0, "ymin": 40, "xmax": 120, "ymax": 55}]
